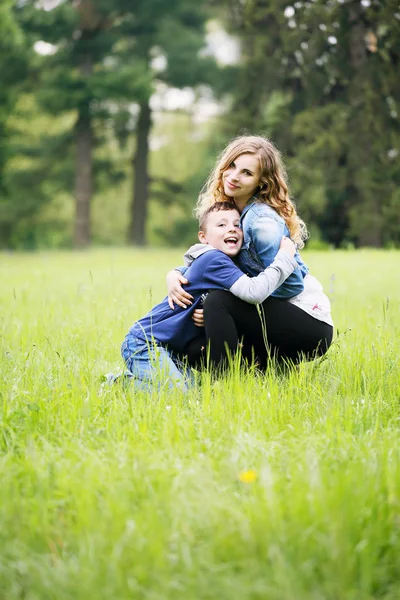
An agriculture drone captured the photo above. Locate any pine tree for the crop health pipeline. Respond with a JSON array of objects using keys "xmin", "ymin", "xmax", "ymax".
[
  {"xmin": 15, "ymin": 0, "xmax": 218, "ymax": 247},
  {"xmin": 112, "ymin": 0, "xmax": 219, "ymax": 245},
  {"xmin": 17, "ymin": 0, "xmax": 148, "ymax": 247},
  {"xmin": 0, "ymin": 1, "xmax": 28, "ymax": 246},
  {"xmin": 291, "ymin": 0, "xmax": 400, "ymax": 246},
  {"xmin": 218, "ymin": 0, "xmax": 400, "ymax": 246}
]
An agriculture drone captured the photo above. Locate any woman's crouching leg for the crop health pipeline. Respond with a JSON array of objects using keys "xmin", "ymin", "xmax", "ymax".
[{"xmin": 261, "ymin": 297, "xmax": 333, "ymax": 365}]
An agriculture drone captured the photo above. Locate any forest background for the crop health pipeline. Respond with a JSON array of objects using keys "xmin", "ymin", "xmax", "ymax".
[{"xmin": 1, "ymin": 0, "xmax": 399, "ymax": 251}]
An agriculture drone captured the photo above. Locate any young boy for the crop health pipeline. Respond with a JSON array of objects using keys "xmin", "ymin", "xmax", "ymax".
[{"xmin": 120, "ymin": 202, "xmax": 297, "ymax": 392}]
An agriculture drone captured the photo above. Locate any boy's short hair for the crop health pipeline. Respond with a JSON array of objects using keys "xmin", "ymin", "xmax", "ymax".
[{"xmin": 199, "ymin": 201, "xmax": 239, "ymax": 231}]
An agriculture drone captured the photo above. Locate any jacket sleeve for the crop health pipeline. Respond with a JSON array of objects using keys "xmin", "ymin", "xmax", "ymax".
[
  {"xmin": 229, "ymin": 251, "xmax": 298, "ymax": 304},
  {"xmin": 251, "ymin": 217, "xmax": 283, "ymax": 268},
  {"xmin": 252, "ymin": 216, "xmax": 305, "ymax": 298}
]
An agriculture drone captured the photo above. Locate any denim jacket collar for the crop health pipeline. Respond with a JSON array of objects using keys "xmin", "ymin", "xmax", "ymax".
[{"xmin": 240, "ymin": 195, "xmax": 259, "ymax": 222}]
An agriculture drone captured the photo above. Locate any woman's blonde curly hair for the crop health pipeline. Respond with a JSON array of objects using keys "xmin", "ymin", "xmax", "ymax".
[{"xmin": 194, "ymin": 135, "xmax": 308, "ymax": 248}]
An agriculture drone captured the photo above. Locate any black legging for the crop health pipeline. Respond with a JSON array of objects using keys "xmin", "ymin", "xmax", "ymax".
[{"xmin": 185, "ymin": 290, "xmax": 333, "ymax": 370}]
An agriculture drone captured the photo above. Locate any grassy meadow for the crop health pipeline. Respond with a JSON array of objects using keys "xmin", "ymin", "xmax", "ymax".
[{"xmin": 1, "ymin": 248, "xmax": 400, "ymax": 600}]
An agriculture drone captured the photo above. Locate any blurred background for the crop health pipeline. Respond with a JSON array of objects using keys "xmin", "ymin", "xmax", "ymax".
[{"xmin": 1, "ymin": 0, "xmax": 399, "ymax": 251}]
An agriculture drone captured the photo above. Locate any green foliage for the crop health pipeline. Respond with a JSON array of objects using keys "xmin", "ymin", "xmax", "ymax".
[
  {"xmin": 157, "ymin": 12, "xmax": 220, "ymax": 88},
  {"xmin": 220, "ymin": 0, "xmax": 400, "ymax": 247},
  {"xmin": 1, "ymin": 0, "xmax": 399, "ymax": 248},
  {"xmin": 111, "ymin": 0, "xmax": 219, "ymax": 245},
  {"xmin": 0, "ymin": 93, "xmax": 127, "ymax": 250},
  {"xmin": 148, "ymin": 112, "xmax": 221, "ymax": 247},
  {"xmin": 0, "ymin": 0, "xmax": 221, "ymax": 248},
  {"xmin": 0, "ymin": 0, "xmax": 28, "ymax": 200}
]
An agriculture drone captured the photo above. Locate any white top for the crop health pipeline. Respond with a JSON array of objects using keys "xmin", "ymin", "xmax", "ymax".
[{"xmin": 289, "ymin": 274, "xmax": 333, "ymax": 326}]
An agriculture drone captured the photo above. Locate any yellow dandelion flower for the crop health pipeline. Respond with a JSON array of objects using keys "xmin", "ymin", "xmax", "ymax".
[{"xmin": 238, "ymin": 469, "xmax": 257, "ymax": 483}]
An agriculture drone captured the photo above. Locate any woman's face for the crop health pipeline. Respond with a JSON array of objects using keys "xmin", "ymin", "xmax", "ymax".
[{"xmin": 222, "ymin": 153, "xmax": 261, "ymax": 210}]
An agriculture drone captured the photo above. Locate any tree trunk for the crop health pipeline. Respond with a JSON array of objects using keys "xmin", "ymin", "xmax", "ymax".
[
  {"xmin": 128, "ymin": 98, "xmax": 151, "ymax": 246},
  {"xmin": 348, "ymin": 2, "xmax": 367, "ymax": 106},
  {"xmin": 73, "ymin": 54, "xmax": 93, "ymax": 248},
  {"xmin": 74, "ymin": 112, "xmax": 93, "ymax": 247}
]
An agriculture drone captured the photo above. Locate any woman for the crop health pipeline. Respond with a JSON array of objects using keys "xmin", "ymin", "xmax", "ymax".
[{"xmin": 167, "ymin": 135, "xmax": 333, "ymax": 369}]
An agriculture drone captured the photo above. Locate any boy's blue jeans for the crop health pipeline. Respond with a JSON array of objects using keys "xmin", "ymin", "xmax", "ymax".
[{"xmin": 121, "ymin": 334, "xmax": 195, "ymax": 392}]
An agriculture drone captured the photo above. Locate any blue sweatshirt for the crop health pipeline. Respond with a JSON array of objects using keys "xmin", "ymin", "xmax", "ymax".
[{"xmin": 127, "ymin": 247, "xmax": 297, "ymax": 354}]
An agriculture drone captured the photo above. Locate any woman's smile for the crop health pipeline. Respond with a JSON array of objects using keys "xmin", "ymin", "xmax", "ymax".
[{"xmin": 226, "ymin": 180, "xmax": 240, "ymax": 190}]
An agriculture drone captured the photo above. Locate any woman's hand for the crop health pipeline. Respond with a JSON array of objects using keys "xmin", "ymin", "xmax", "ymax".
[
  {"xmin": 166, "ymin": 270, "xmax": 194, "ymax": 309},
  {"xmin": 192, "ymin": 309, "xmax": 204, "ymax": 328},
  {"xmin": 280, "ymin": 236, "xmax": 296, "ymax": 258}
]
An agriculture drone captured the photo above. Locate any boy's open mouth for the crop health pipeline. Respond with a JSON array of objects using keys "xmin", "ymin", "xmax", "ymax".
[{"xmin": 224, "ymin": 236, "xmax": 239, "ymax": 248}]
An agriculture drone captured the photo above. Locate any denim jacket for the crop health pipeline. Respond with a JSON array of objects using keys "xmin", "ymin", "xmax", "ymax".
[{"xmin": 236, "ymin": 198, "xmax": 308, "ymax": 299}]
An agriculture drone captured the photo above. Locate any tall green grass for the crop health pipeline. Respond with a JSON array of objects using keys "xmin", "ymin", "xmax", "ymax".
[{"xmin": 1, "ymin": 248, "xmax": 399, "ymax": 600}]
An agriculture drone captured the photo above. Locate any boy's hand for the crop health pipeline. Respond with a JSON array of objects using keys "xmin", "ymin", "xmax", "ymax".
[
  {"xmin": 279, "ymin": 236, "xmax": 296, "ymax": 258},
  {"xmin": 166, "ymin": 270, "xmax": 193, "ymax": 309},
  {"xmin": 192, "ymin": 309, "xmax": 204, "ymax": 327}
]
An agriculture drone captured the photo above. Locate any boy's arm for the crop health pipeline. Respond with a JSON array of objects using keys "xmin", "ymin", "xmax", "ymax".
[{"xmin": 229, "ymin": 250, "xmax": 298, "ymax": 304}]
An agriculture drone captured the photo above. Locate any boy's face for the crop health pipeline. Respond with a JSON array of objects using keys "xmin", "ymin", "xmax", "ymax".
[{"xmin": 198, "ymin": 209, "xmax": 243, "ymax": 258}]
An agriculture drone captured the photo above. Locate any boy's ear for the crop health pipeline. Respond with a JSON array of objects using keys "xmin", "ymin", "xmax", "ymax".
[{"xmin": 198, "ymin": 230, "xmax": 208, "ymax": 244}]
